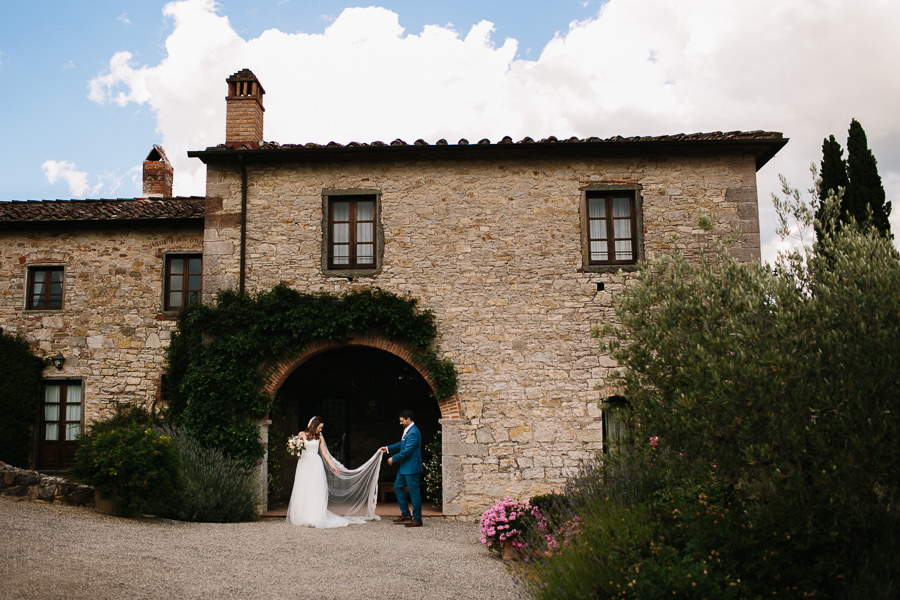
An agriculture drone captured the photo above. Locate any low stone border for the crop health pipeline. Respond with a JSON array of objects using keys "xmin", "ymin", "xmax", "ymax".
[{"xmin": 0, "ymin": 461, "xmax": 94, "ymax": 506}]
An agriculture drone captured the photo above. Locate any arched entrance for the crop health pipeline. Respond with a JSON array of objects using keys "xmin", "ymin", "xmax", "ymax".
[{"xmin": 260, "ymin": 334, "xmax": 460, "ymax": 514}]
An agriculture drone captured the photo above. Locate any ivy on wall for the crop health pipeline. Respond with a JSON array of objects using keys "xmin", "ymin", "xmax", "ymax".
[{"xmin": 164, "ymin": 284, "xmax": 457, "ymax": 464}]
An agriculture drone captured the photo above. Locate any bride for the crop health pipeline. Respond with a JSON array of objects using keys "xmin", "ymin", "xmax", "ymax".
[{"xmin": 285, "ymin": 416, "xmax": 383, "ymax": 528}]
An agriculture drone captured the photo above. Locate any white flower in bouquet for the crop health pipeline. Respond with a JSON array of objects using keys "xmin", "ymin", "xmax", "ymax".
[{"xmin": 287, "ymin": 434, "xmax": 305, "ymax": 457}]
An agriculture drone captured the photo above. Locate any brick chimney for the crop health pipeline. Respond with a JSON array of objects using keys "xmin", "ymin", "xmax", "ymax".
[
  {"xmin": 143, "ymin": 145, "xmax": 173, "ymax": 197},
  {"xmin": 225, "ymin": 69, "xmax": 265, "ymax": 148}
]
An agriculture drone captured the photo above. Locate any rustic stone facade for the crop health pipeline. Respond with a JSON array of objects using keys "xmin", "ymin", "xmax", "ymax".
[
  {"xmin": 0, "ymin": 223, "xmax": 202, "ymax": 425},
  {"xmin": 193, "ymin": 146, "xmax": 772, "ymax": 516},
  {"xmin": 0, "ymin": 68, "xmax": 786, "ymax": 519}
]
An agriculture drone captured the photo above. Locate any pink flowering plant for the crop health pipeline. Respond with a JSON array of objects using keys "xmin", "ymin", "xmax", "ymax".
[
  {"xmin": 479, "ymin": 497, "xmax": 548, "ymax": 554},
  {"xmin": 542, "ymin": 515, "xmax": 583, "ymax": 556}
]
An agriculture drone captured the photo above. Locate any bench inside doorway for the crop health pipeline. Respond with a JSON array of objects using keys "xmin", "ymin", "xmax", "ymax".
[{"xmin": 378, "ymin": 482, "xmax": 395, "ymax": 503}]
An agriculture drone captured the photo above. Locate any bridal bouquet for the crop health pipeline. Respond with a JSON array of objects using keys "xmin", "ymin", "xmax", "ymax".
[{"xmin": 286, "ymin": 434, "xmax": 305, "ymax": 457}]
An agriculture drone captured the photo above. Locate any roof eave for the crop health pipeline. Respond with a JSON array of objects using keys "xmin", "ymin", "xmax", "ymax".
[
  {"xmin": 188, "ymin": 137, "xmax": 789, "ymax": 172},
  {"xmin": 0, "ymin": 216, "xmax": 204, "ymax": 230}
]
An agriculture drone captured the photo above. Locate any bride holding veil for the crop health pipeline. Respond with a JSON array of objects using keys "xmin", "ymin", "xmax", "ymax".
[{"xmin": 285, "ymin": 416, "xmax": 383, "ymax": 528}]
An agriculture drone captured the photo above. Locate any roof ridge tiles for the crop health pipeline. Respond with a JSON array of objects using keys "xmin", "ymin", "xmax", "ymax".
[{"xmin": 200, "ymin": 130, "xmax": 784, "ymax": 153}]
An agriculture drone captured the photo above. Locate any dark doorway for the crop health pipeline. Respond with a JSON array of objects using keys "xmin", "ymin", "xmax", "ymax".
[{"xmin": 268, "ymin": 347, "xmax": 441, "ymax": 505}]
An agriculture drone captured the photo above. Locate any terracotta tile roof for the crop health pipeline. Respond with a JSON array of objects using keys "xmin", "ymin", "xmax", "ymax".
[
  {"xmin": 249, "ymin": 130, "xmax": 785, "ymax": 149},
  {"xmin": 191, "ymin": 130, "xmax": 787, "ymax": 170},
  {"xmin": 0, "ymin": 197, "xmax": 206, "ymax": 224}
]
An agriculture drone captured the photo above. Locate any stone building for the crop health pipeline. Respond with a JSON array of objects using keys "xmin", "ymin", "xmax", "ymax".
[{"xmin": 0, "ymin": 69, "xmax": 786, "ymax": 517}]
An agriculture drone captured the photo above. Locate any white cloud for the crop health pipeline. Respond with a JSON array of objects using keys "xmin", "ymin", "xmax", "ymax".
[
  {"xmin": 117, "ymin": 13, "xmax": 132, "ymax": 25},
  {"xmin": 40, "ymin": 161, "xmax": 129, "ymax": 198},
  {"xmin": 86, "ymin": 0, "xmax": 900, "ymax": 263},
  {"xmin": 41, "ymin": 160, "xmax": 91, "ymax": 197}
]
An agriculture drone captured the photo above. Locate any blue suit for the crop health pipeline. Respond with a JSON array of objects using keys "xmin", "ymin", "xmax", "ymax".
[{"xmin": 387, "ymin": 423, "xmax": 423, "ymax": 521}]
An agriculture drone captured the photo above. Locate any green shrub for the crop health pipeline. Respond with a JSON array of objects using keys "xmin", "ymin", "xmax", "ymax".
[
  {"xmin": 155, "ymin": 424, "xmax": 258, "ymax": 522},
  {"xmin": 0, "ymin": 329, "xmax": 44, "ymax": 467},
  {"xmin": 578, "ymin": 182, "xmax": 900, "ymax": 598},
  {"xmin": 83, "ymin": 404, "xmax": 162, "ymax": 433},
  {"xmin": 519, "ymin": 481, "xmax": 656, "ymax": 599},
  {"xmin": 423, "ymin": 430, "xmax": 442, "ymax": 506},
  {"xmin": 266, "ymin": 428, "xmax": 287, "ymax": 502},
  {"xmin": 72, "ymin": 420, "xmax": 179, "ymax": 515}
]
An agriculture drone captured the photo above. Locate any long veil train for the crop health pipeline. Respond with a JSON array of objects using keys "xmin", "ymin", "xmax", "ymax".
[{"xmin": 320, "ymin": 435, "xmax": 382, "ymax": 521}]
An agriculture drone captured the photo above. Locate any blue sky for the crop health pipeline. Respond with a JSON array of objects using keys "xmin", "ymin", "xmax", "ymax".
[
  {"xmin": 2, "ymin": 0, "xmax": 898, "ymax": 263},
  {"xmin": 0, "ymin": 1, "xmax": 596, "ymax": 201}
]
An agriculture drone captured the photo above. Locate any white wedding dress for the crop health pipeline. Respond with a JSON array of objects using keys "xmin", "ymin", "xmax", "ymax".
[{"xmin": 285, "ymin": 436, "xmax": 382, "ymax": 528}]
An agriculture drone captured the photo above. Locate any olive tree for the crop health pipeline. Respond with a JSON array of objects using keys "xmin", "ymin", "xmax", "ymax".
[{"xmin": 599, "ymin": 181, "xmax": 900, "ymax": 597}]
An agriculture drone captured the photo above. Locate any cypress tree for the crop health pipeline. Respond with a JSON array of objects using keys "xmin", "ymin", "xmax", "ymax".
[
  {"xmin": 816, "ymin": 134, "xmax": 849, "ymax": 240},
  {"xmin": 846, "ymin": 118, "xmax": 892, "ymax": 238}
]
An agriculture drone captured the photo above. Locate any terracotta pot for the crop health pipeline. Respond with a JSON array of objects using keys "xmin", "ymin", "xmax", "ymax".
[{"xmin": 502, "ymin": 539, "xmax": 523, "ymax": 561}]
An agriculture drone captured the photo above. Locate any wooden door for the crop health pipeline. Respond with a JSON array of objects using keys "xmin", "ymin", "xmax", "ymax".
[{"xmin": 38, "ymin": 381, "xmax": 82, "ymax": 470}]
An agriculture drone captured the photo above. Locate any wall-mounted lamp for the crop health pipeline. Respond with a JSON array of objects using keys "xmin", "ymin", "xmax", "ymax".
[{"xmin": 51, "ymin": 352, "xmax": 65, "ymax": 370}]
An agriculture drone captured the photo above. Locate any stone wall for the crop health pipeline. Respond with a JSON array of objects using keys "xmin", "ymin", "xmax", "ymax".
[
  {"xmin": 0, "ymin": 224, "xmax": 203, "ymax": 426},
  {"xmin": 0, "ymin": 461, "xmax": 93, "ymax": 505},
  {"xmin": 203, "ymin": 150, "xmax": 761, "ymax": 517}
]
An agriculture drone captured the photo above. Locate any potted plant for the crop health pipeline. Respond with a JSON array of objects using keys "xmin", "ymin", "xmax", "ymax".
[
  {"xmin": 73, "ymin": 421, "xmax": 179, "ymax": 517},
  {"xmin": 479, "ymin": 497, "xmax": 548, "ymax": 560}
]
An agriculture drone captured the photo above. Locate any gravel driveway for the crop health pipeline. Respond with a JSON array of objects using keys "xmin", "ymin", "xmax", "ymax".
[{"xmin": 1, "ymin": 496, "xmax": 522, "ymax": 600}]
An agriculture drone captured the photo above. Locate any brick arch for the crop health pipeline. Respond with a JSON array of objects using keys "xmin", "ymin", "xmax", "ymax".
[{"xmin": 260, "ymin": 332, "xmax": 461, "ymax": 420}]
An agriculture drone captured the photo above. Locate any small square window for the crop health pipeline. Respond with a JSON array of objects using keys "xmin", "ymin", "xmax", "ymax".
[
  {"xmin": 584, "ymin": 190, "xmax": 642, "ymax": 269},
  {"xmin": 165, "ymin": 254, "xmax": 202, "ymax": 311},
  {"xmin": 26, "ymin": 266, "xmax": 64, "ymax": 310},
  {"xmin": 324, "ymin": 193, "xmax": 381, "ymax": 272}
]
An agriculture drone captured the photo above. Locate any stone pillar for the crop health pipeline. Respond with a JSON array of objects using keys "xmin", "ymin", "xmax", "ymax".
[
  {"xmin": 256, "ymin": 418, "xmax": 272, "ymax": 514},
  {"xmin": 440, "ymin": 417, "xmax": 465, "ymax": 516}
]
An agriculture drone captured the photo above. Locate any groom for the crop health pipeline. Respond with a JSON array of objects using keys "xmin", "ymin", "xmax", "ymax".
[{"xmin": 380, "ymin": 410, "xmax": 423, "ymax": 528}]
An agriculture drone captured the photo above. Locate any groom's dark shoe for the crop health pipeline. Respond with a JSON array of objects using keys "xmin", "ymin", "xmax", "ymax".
[
  {"xmin": 392, "ymin": 516, "xmax": 412, "ymax": 523},
  {"xmin": 405, "ymin": 520, "xmax": 423, "ymax": 528}
]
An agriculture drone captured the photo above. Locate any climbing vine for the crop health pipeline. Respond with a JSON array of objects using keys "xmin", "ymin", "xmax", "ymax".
[{"xmin": 164, "ymin": 284, "xmax": 456, "ymax": 463}]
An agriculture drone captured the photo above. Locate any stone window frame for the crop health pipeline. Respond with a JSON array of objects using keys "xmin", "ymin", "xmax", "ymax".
[
  {"xmin": 162, "ymin": 252, "xmax": 203, "ymax": 312},
  {"xmin": 321, "ymin": 189, "xmax": 384, "ymax": 278},
  {"xmin": 580, "ymin": 183, "xmax": 645, "ymax": 273},
  {"xmin": 25, "ymin": 264, "xmax": 66, "ymax": 311}
]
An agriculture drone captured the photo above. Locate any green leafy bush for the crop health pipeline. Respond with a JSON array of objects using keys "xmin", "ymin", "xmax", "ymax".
[
  {"xmin": 422, "ymin": 429, "xmax": 442, "ymax": 506},
  {"xmin": 154, "ymin": 425, "xmax": 258, "ymax": 523},
  {"xmin": 600, "ymin": 186, "xmax": 897, "ymax": 596},
  {"xmin": 266, "ymin": 428, "xmax": 287, "ymax": 502},
  {"xmin": 0, "ymin": 329, "xmax": 44, "ymax": 467},
  {"xmin": 72, "ymin": 420, "xmax": 179, "ymax": 515},
  {"xmin": 519, "ymin": 471, "xmax": 656, "ymax": 598}
]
